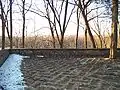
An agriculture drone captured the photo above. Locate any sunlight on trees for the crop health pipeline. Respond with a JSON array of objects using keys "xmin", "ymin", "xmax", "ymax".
[{"xmin": 0, "ymin": 0, "xmax": 119, "ymax": 58}]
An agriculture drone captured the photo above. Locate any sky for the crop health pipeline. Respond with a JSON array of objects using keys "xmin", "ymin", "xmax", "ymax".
[
  {"xmin": 16, "ymin": 0, "xmax": 83, "ymax": 36},
  {"xmin": 0, "ymin": 0, "xmax": 111, "ymax": 37},
  {"xmin": 9, "ymin": 0, "xmax": 81, "ymax": 36}
]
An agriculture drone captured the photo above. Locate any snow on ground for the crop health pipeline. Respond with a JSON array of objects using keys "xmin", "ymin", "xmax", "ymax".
[{"xmin": 0, "ymin": 54, "xmax": 25, "ymax": 90}]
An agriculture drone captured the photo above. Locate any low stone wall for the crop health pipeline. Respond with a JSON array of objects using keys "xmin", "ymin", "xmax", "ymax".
[
  {"xmin": 1, "ymin": 48, "xmax": 112, "ymax": 67},
  {"xmin": 0, "ymin": 49, "xmax": 9, "ymax": 67},
  {"xmin": 9, "ymin": 48, "xmax": 112, "ymax": 58}
]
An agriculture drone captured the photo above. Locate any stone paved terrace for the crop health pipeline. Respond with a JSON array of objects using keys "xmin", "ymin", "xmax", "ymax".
[{"xmin": 21, "ymin": 55, "xmax": 120, "ymax": 90}]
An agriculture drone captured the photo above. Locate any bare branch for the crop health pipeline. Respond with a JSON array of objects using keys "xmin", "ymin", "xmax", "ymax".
[
  {"xmin": 25, "ymin": 0, "xmax": 32, "ymax": 14},
  {"xmin": 59, "ymin": 1, "xmax": 64, "ymax": 17},
  {"xmin": 62, "ymin": 0, "xmax": 69, "ymax": 34},
  {"xmin": 65, "ymin": 5, "xmax": 75, "ymax": 30},
  {"xmin": 88, "ymin": 10, "xmax": 106, "ymax": 22},
  {"xmin": 87, "ymin": 5, "xmax": 106, "ymax": 15}
]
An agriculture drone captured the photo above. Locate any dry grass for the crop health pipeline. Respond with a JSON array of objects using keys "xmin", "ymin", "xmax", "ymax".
[{"xmin": 0, "ymin": 35, "xmax": 118, "ymax": 49}]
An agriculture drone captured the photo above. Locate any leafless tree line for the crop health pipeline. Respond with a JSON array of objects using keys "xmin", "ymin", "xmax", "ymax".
[{"xmin": 0, "ymin": 0, "xmax": 119, "ymax": 58}]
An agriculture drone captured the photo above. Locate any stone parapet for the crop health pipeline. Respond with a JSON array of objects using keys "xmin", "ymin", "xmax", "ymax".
[
  {"xmin": 0, "ymin": 49, "xmax": 9, "ymax": 67},
  {"xmin": 9, "ymin": 48, "xmax": 111, "ymax": 58}
]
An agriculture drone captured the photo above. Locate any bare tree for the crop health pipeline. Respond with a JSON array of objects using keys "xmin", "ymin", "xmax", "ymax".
[
  {"xmin": 10, "ymin": 0, "xmax": 13, "ymax": 49},
  {"xmin": 84, "ymin": 27, "xmax": 87, "ymax": 48},
  {"xmin": 22, "ymin": 0, "xmax": 25, "ymax": 48},
  {"xmin": 76, "ymin": 6, "xmax": 80, "ymax": 48},
  {"xmin": 0, "ymin": 0, "xmax": 13, "ymax": 49},
  {"xmin": 76, "ymin": 0, "xmax": 96, "ymax": 48},
  {"xmin": 16, "ymin": 0, "xmax": 32, "ymax": 48},
  {"xmin": 26, "ymin": 1, "xmax": 56, "ymax": 48},
  {"xmin": 43, "ymin": 1, "xmax": 56, "ymax": 48},
  {"xmin": 21, "ymin": 0, "xmax": 32, "ymax": 48},
  {"xmin": 109, "ymin": 0, "xmax": 118, "ymax": 59},
  {"xmin": 5, "ymin": 14, "xmax": 11, "ymax": 41},
  {"xmin": 0, "ymin": 0, "xmax": 5, "ymax": 49},
  {"xmin": 31, "ymin": 0, "xmax": 75, "ymax": 48},
  {"xmin": 45, "ymin": 0, "xmax": 75, "ymax": 48}
]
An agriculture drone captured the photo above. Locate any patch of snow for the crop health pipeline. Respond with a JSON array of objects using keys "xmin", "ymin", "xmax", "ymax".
[
  {"xmin": 36, "ymin": 55, "xmax": 44, "ymax": 58},
  {"xmin": 23, "ymin": 56, "xmax": 30, "ymax": 59},
  {"xmin": 0, "ymin": 54, "xmax": 25, "ymax": 90}
]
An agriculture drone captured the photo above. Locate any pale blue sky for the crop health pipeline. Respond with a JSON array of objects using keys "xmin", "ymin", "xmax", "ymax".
[{"xmin": 0, "ymin": 0, "xmax": 111, "ymax": 37}]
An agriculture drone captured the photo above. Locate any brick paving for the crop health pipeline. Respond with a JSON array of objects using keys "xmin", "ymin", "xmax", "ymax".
[{"xmin": 21, "ymin": 56, "xmax": 120, "ymax": 90}]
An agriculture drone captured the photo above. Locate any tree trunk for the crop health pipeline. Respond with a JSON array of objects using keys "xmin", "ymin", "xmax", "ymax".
[
  {"xmin": 50, "ymin": 28, "xmax": 55, "ymax": 48},
  {"xmin": 78, "ymin": 1, "xmax": 96, "ymax": 48},
  {"xmin": 22, "ymin": 0, "xmax": 25, "ymax": 48},
  {"xmin": 5, "ymin": 15, "xmax": 11, "ymax": 41},
  {"xmin": 83, "ymin": 13, "xmax": 96, "ymax": 48},
  {"xmin": 60, "ymin": 0, "xmax": 68, "ymax": 49},
  {"xmin": 76, "ymin": 7, "xmax": 80, "ymax": 48},
  {"xmin": 85, "ymin": 28, "xmax": 87, "ymax": 48},
  {"xmin": 22, "ymin": 14, "xmax": 25, "ymax": 48},
  {"xmin": 0, "ymin": 1, "xmax": 5, "ymax": 49},
  {"xmin": 109, "ymin": 0, "xmax": 118, "ymax": 59},
  {"xmin": 98, "ymin": 35, "xmax": 102, "ymax": 48},
  {"xmin": 2, "ymin": 18, "xmax": 5, "ymax": 49},
  {"xmin": 76, "ymin": 25, "xmax": 79, "ymax": 48},
  {"xmin": 46, "ymin": 7, "xmax": 56, "ymax": 48},
  {"xmin": 50, "ymin": 26, "xmax": 56, "ymax": 48},
  {"xmin": 60, "ymin": 34, "xmax": 64, "ymax": 48},
  {"xmin": 10, "ymin": 0, "xmax": 13, "ymax": 49}
]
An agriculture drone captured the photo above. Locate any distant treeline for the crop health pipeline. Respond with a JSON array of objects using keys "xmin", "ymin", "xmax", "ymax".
[{"xmin": 0, "ymin": 35, "xmax": 116, "ymax": 49}]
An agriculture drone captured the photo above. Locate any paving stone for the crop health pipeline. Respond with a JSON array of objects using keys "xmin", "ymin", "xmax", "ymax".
[{"xmin": 21, "ymin": 57, "xmax": 120, "ymax": 90}]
